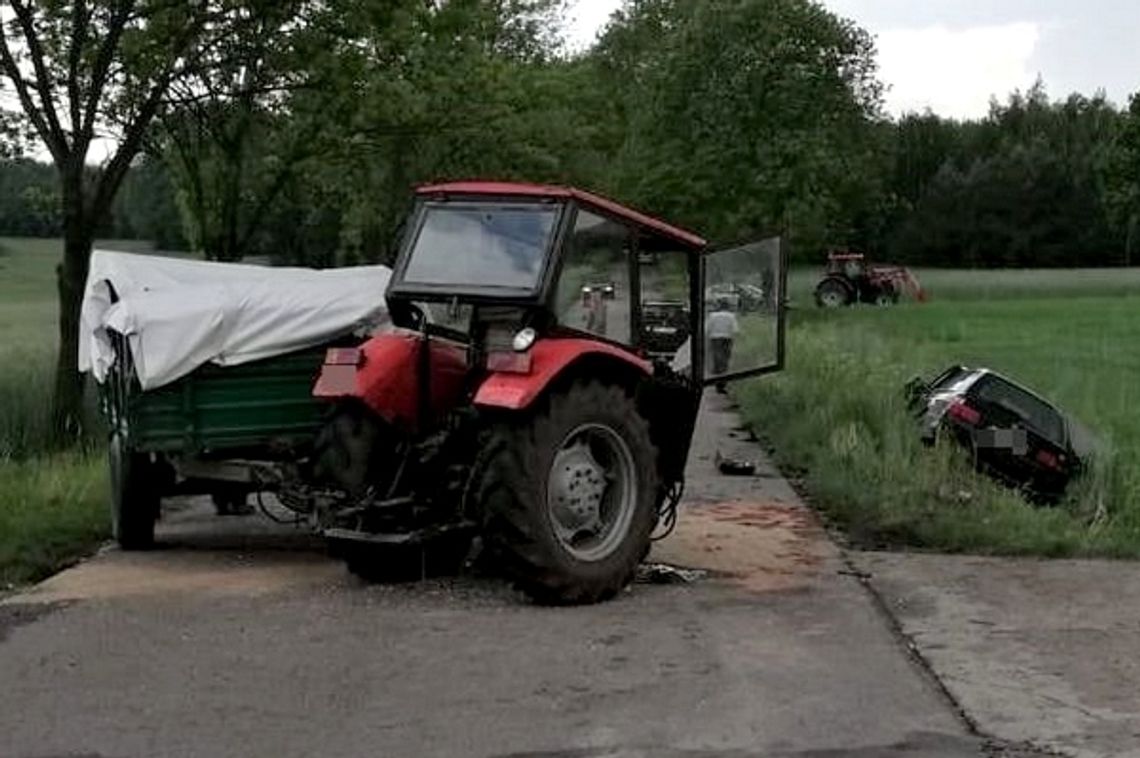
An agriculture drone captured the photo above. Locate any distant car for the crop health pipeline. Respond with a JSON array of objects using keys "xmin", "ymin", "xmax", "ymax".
[
  {"xmin": 737, "ymin": 283, "xmax": 765, "ymax": 310},
  {"xmin": 905, "ymin": 366, "xmax": 1096, "ymax": 502},
  {"xmin": 581, "ymin": 281, "xmax": 616, "ymax": 303},
  {"xmin": 706, "ymin": 282, "xmax": 763, "ymax": 312},
  {"xmin": 640, "ymin": 300, "xmax": 690, "ymax": 360}
]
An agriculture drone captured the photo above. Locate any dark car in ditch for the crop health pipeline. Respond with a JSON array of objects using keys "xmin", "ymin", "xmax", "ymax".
[{"xmin": 905, "ymin": 366, "xmax": 1095, "ymax": 502}]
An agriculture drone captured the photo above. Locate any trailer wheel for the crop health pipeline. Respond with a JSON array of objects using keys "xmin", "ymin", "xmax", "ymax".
[
  {"xmin": 211, "ymin": 489, "xmax": 253, "ymax": 516},
  {"xmin": 475, "ymin": 379, "xmax": 659, "ymax": 605},
  {"xmin": 108, "ymin": 432, "xmax": 159, "ymax": 550},
  {"xmin": 815, "ymin": 277, "xmax": 852, "ymax": 308}
]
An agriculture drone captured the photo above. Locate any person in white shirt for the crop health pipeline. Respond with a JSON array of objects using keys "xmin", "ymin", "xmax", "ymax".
[{"xmin": 706, "ymin": 297, "xmax": 739, "ymax": 393}]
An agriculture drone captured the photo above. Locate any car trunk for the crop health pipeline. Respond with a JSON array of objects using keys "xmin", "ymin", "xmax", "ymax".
[{"xmin": 960, "ymin": 376, "xmax": 1074, "ymax": 492}]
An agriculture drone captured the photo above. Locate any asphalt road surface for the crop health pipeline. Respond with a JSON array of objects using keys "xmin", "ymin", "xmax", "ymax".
[{"xmin": 0, "ymin": 394, "xmax": 1017, "ymax": 758}]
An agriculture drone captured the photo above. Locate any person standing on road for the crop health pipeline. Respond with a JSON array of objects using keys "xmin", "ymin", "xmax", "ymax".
[{"xmin": 706, "ymin": 297, "xmax": 739, "ymax": 393}]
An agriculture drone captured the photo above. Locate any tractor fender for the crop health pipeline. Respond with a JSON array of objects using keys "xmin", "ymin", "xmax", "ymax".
[
  {"xmin": 474, "ymin": 338, "xmax": 652, "ymax": 411},
  {"xmin": 313, "ymin": 329, "xmax": 468, "ymax": 432}
]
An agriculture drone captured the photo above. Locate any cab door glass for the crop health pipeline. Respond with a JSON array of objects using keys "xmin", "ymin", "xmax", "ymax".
[
  {"xmin": 637, "ymin": 248, "xmax": 691, "ymax": 373},
  {"xmin": 703, "ymin": 237, "xmax": 784, "ymax": 384},
  {"xmin": 554, "ymin": 210, "xmax": 631, "ymax": 344}
]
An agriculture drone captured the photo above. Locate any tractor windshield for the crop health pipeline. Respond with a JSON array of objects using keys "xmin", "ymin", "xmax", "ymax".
[{"xmin": 401, "ymin": 202, "xmax": 559, "ymax": 292}]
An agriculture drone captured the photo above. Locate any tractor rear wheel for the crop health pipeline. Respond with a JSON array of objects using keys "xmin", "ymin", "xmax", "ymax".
[
  {"xmin": 109, "ymin": 432, "xmax": 159, "ymax": 550},
  {"xmin": 474, "ymin": 379, "xmax": 659, "ymax": 605},
  {"xmin": 815, "ymin": 277, "xmax": 852, "ymax": 308}
]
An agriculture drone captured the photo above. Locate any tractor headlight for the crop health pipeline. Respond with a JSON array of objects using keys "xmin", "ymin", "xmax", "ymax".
[{"xmin": 512, "ymin": 327, "xmax": 537, "ymax": 352}]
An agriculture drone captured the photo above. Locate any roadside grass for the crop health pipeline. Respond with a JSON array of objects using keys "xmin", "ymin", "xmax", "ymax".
[
  {"xmin": 0, "ymin": 237, "xmax": 141, "ymax": 586},
  {"xmin": 0, "ymin": 454, "xmax": 108, "ymax": 588},
  {"xmin": 736, "ymin": 295, "xmax": 1140, "ymax": 557}
]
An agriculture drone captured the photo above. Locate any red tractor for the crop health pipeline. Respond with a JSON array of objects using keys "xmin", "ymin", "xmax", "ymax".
[
  {"xmin": 305, "ymin": 181, "xmax": 787, "ymax": 604},
  {"xmin": 814, "ymin": 252, "xmax": 926, "ymax": 308}
]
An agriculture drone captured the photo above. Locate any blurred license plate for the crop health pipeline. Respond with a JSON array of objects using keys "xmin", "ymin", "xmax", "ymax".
[
  {"xmin": 976, "ymin": 428, "xmax": 1028, "ymax": 454},
  {"xmin": 651, "ymin": 327, "xmax": 678, "ymax": 334}
]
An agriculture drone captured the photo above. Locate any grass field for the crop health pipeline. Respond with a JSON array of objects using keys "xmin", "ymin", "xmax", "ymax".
[
  {"xmin": 738, "ymin": 274, "xmax": 1140, "ymax": 557},
  {"xmin": 0, "ymin": 237, "xmax": 155, "ymax": 586},
  {"xmin": 786, "ymin": 265, "xmax": 1140, "ymax": 304},
  {"xmin": 4, "ymin": 235, "xmax": 1140, "ymax": 584}
]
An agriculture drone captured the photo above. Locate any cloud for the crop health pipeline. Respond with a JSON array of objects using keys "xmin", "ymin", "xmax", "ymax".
[
  {"xmin": 876, "ymin": 22, "xmax": 1041, "ymax": 119},
  {"xmin": 564, "ymin": 0, "xmax": 621, "ymax": 51}
]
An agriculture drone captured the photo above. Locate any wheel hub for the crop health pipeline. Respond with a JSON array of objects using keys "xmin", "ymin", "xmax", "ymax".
[
  {"xmin": 549, "ymin": 442, "xmax": 607, "ymax": 536},
  {"xmin": 544, "ymin": 423, "xmax": 638, "ymax": 563}
]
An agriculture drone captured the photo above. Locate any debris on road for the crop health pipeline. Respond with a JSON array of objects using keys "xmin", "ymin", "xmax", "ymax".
[
  {"xmin": 905, "ymin": 365, "xmax": 1098, "ymax": 503},
  {"xmin": 716, "ymin": 452, "xmax": 757, "ymax": 476},
  {"xmin": 636, "ymin": 563, "xmax": 708, "ymax": 584}
]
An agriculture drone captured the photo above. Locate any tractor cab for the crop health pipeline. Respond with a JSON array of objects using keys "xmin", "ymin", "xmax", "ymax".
[
  {"xmin": 386, "ymin": 181, "xmax": 785, "ymax": 381},
  {"xmin": 311, "ymin": 181, "xmax": 786, "ymax": 605}
]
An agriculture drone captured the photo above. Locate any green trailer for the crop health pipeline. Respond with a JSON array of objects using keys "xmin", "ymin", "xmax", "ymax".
[{"xmin": 100, "ymin": 331, "xmax": 340, "ymax": 548}]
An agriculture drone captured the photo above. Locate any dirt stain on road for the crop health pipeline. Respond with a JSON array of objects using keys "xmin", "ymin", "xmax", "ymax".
[
  {"xmin": 2, "ymin": 549, "xmax": 342, "ymax": 605},
  {"xmin": 650, "ymin": 500, "xmax": 831, "ymax": 593}
]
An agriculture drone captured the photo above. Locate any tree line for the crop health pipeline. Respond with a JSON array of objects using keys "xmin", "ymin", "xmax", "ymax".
[{"xmin": 1, "ymin": 0, "xmax": 1138, "ymax": 434}]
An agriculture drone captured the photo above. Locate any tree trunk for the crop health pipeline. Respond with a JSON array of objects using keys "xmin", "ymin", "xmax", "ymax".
[{"xmin": 52, "ymin": 214, "xmax": 94, "ymax": 442}]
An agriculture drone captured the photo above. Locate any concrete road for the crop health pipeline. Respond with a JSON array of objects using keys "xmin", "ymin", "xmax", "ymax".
[
  {"xmin": 856, "ymin": 552, "xmax": 1140, "ymax": 758},
  {"xmin": 0, "ymin": 394, "xmax": 993, "ymax": 758}
]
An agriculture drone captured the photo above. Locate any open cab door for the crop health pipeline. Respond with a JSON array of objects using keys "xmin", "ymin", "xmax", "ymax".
[{"xmin": 700, "ymin": 236, "xmax": 787, "ymax": 387}]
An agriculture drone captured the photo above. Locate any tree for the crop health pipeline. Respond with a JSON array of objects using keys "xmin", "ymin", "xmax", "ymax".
[
  {"xmin": 0, "ymin": 1, "xmax": 248, "ymax": 437},
  {"xmin": 1104, "ymin": 94, "xmax": 1140, "ymax": 265},
  {"xmin": 591, "ymin": 0, "xmax": 885, "ymax": 256},
  {"xmin": 886, "ymin": 87, "xmax": 1124, "ymax": 268},
  {"xmin": 111, "ymin": 157, "xmax": 185, "ymax": 248},
  {"xmin": 154, "ymin": 0, "xmax": 349, "ymax": 262}
]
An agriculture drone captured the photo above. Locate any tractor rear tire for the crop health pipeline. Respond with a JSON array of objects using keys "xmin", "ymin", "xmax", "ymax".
[
  {"xmin": 815, "ymin": 278, "xmax": 852, "ymax": 309},
  {"xmin": 311, "ymin": 402, "xmax": 394, "ymax": 497},
  {"xmin": 474, "ymin": 379, "xmax": 659, "ymax": 605},
  {"xmin": 109, "ymin": 432, "xmax": 159, "ymax": 550}
]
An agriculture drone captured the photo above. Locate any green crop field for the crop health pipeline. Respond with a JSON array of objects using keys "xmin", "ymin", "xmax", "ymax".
[
  {"xmin": 4, "ymin": 234, "xmax": 1140, "ymax": 586},
  {"xmin": 0, "ymin": 237, "xmax": 153, "ymax": 587},
  {"xmin": 739, "ymin": 272, "xmax": 1140, "ymax": 557}
]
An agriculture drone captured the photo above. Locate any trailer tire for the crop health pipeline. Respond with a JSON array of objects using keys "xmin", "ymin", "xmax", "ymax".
[
  {"xmin": 475, "ymin": 379, "xmax": 658, "ymax": 605},
  {"xmin": 211, "ymin": 489, "xmax": 252, "ymax": 516},
  {"xmin": 109, "ymin": 433, "xmax": 159, "ymax": 550}
]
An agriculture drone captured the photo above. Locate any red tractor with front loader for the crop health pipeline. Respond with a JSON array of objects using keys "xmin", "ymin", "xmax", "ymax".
[{"xmin": 814, "ymin": 251, "xmax": 926, "ymax": 309}]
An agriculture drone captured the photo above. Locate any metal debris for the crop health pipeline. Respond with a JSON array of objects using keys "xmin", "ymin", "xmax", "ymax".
[
  {"xmin": 716, "ymin": 451, "xmax": 756, "ymax": 476},
  {"xmin": 637, "ymin": 563, "xmax": 709, "ymax": 585}
]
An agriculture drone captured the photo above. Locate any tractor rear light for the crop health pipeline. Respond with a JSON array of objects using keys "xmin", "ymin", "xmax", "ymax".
[
  {"xmin": 324, "ymin": 347, "xmax": 363, "ymax": 366},
  {"xmin": 487, "ymin": 351, "xmax": 533, "ymax": 374},
  {"xmin": 1035, "ymin": 449, "xmax": 1061, "ymax": 470},
  {"xmin": 947, "ymin": 401, "xmax": 981, "ymax": 426}
]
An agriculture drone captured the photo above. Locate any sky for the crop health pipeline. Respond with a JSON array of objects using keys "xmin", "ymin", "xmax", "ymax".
[{"xmin": 564, "ymin": 0, "xmax": 1140, "ymax": 120}]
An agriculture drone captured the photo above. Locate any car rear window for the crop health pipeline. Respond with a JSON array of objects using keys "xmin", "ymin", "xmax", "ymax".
[
  {"xmin": 930, "ymin": 366, "xmax": 973, "ymax": 392},
  {"xmin": 971, "ymin": 376, "xmax": 1065, "ymax": 443}
]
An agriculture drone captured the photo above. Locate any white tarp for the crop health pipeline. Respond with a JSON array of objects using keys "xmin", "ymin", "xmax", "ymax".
[{"xmin": 80, "ymin": 250, "xmax": 391, "ymax": 390}]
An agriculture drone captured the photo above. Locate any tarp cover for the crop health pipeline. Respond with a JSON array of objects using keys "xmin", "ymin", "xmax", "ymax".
[{"xmin": 80, "ymin": 250, "xmax": 391, "ymax": 390}]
